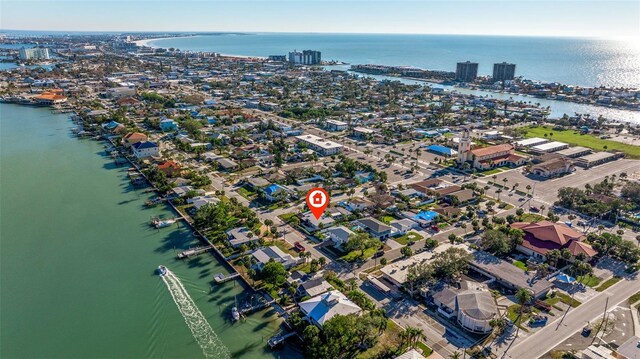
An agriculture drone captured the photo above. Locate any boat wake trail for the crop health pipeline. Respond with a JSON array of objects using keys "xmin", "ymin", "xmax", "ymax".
[{"xmin": 161, "ymin": 269, "xmax": 230, "ymax": 359}]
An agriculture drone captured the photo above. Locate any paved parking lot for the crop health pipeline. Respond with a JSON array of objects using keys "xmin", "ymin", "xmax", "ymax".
[{"xmin": 478, "ymin": 159, "xmax": 640, "ymax": 206}]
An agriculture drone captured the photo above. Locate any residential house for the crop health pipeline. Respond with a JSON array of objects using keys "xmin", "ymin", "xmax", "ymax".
[
  {"xmin": 302, "ymin": 210, "xmax": 336, "ymax": 231},
  {"xmin": 187, "ymin": 195, "xmax": 219, "ymax": 210},
  {"xmin": 215, "ymin": 157, "xmax": 239, "ymax": 172},
  {"xmin": 342, "ymin": 197, "xmax": 374, "ymax": 212},
  {"xmin": 131, "ymin": 141, "xmax": 159, "ymax": 159},
  {"xmin": 445, "ymin": 189, "xmax": 476, "ymax": 206},
  {"xmin": 322, "ymin": 226, "xmax": 355, "ymax": 250},
  {"xmin": 298, "ymin": 290, "xmax": 362, "ymax": 328},
  {"xmin": 356, "ymin": 217, "xmax": 392, "ymax": 240},
  {"xmin": 297, "ymin": 277, "xmax": 334, "ymax": 298},
  {"xmin": 121, "ymin": 132, "xmax": 148, "ymax": 147},
  {"xmin": 245, "ymin": 177, "xmax": 271, "ymax": 191},
  {"xmin": 226, "ymin": 227, "xmax": 259, "ymax": 248},
  {"xmin": 264, "ymin": 184, "xmax": 290, "ymax": 202},
  {"xmin": 159, "ymin": 118, "xmax": 179, "ymax": 132},
  {"xmin": 390, "ymin": 218, "xmax": 420, "ymax": 236},
  {"xmin": 251, "ymin": 246, "xmax": 300, "ymax": 270},
  {"xmin": 157, "ymin": 160, "xmax": 181, "ymax": 177}
]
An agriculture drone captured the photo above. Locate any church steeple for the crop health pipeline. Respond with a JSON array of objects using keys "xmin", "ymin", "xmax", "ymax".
[{"xmin": 457, "ymin": 127, "xmax": 471, "ymax": 165}]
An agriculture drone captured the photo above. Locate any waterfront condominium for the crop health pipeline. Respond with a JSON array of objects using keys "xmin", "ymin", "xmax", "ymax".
[
  {"xmin": 288, "ymin": 50, "xmax": 321, "ymax": 65},
  {"xmin": 19, "ymin": 47, "xmax": 50, "ymax": 60},
  {"xmin": 455, "ymin": 61, "xmax": 479, "ymax": 82},
  {"xmin": 492, "ymin": 62, "xmax": 516, "ymax": 82}
]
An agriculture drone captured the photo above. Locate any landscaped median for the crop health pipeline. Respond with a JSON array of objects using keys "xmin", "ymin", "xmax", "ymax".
[{"xmin": 595, "ymin": 276, "xmax": 622, "ymax": 292}]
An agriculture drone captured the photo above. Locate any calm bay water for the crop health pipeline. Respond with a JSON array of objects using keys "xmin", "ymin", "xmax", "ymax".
[
  {"xmin": 149, "ymin": 33, "xmax": 640, "ymax": 124},
  {"xmin": 0, "ymin": 103, "xmax": 296, "ymax": 358}
]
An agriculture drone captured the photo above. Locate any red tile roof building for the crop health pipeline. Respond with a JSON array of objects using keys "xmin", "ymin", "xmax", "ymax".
[
  {"xmin": 511, "ymin": 221, "xmax": 597, "ymax": 260},
  {"xmin": 157, "ymin": 160, "xmax": 181, "ymax": 177},
  {"xmin": 468, "ymin": 144, "xmax": 527, "ymax": 170},
  {"xmin": 121, "ymin": 132, "xmax": 149, "ymax": 147}
]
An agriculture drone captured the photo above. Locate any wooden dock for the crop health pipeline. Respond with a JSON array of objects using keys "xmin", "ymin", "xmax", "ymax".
[
  {"xmin": 239, "ymin": 298, "xmax": 275, "ymax": 315},
  {"xmin": 213, "ymin": 272, "xmax": 241, "ymax": 284},
  {"xmin": 268, "ymin": 331, "xmax": 297, "ymax": 349},
  {"xmin": 177, "ymin": 246, "xmax": 213, "ymax": 259}
]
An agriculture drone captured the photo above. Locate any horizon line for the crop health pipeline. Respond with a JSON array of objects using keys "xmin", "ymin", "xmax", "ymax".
[{"xmin": 0, "ymin": 28, "xmax": 625, "ymax": 40}]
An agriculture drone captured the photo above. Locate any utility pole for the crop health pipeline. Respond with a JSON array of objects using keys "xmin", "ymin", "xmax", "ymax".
[{"xmin": 591, "ymin": 297, "xmax": 609, "ymax": 344}]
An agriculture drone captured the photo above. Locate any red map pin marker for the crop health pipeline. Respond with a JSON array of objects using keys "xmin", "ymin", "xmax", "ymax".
[{"xmin": 306, "ymin": 188, "xmax": 329, "ymax": 220}]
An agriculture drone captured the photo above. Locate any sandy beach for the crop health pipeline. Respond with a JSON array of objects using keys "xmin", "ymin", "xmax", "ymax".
[{"xmin": 133, "ymin": 35, "xmax": 194, "ymax": 48}]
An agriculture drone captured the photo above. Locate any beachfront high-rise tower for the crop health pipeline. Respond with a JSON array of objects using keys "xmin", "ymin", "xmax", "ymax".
[
  {"xmin": 19, "ymin": 47, "xmax": 50, "ymax": 60},
  {"xmin": 456, "ymin": 61, "xmax": 478, "ymax": 82},
  {"xmin": 492, "ymin": 62, "xmax": 516, "ymax": 82}
]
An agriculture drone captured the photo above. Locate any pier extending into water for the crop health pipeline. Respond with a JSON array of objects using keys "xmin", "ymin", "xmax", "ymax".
[
  {"xmin": 213, "ymin": 272, "xmax": 241, "ymax": 284},
  {"xmin": 177, "ymin": 246, "xmax": 213, "ymax": 260}
]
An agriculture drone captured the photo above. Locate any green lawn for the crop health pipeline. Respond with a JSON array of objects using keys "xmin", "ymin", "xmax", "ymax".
[
  {"xmin": 596, "ymin": 277, "xmax": 621, "ymax": 292},
  {"xmin": 236, "ymin": 187, "xmax": 257, "ymax": 199},
  {"xmin": 519, "ymin": 213, "xmax": 546, "ymax": 222},
  {"xmin": 513, "ymin": 260, "xmax": 528, "ymax": 271},
  {"xmin": 523, "ymin": 126, "xmax": 640, "ymax": 159},
  {"xmin": 416, "ymin": 342, "xmax": 433, "ymax": 356},
  {"xmin": 394, "ymin": 231, "xmax": 424, "ymax": 245},
  {"xmin": 278, "ymin": 212, "xmax": 296, "ymax": 222},
  {"xmin": 357, "ymin": 319, "xmax": 404, "ymax": 359},
  {"xmin": 483, "ymin": 168, "xmax": 503, "ymax": 175},
  {"xmin": 629, "ymin": 291, "xmax": 640, "ymax": 305},
  {"xmin": 577, "ymin": 274, "xmax": 602, "ymax": 287},
  {"xmin": 380, "ymin": 215, "xmax": 397, "ymax": 225},
  {"xmin": 341, "ymin": 247, "xmax": 377, "ymax": 262},
  {"xmin": 507, "ymin": 304, "xmax": 533, "ymax": 329},
  {"xmin": 556, "ymin": 293, "xmax": 582, "ymax": 307}
]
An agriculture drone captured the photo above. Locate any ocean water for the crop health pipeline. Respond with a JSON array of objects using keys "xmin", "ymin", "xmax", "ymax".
[
  {"xmin": 0, "ymin": 103, "xmax": 298, "ymax": 358},
  {"xmin": 149, "ymin": 33, "xmax": 640, "ymax": 88}
]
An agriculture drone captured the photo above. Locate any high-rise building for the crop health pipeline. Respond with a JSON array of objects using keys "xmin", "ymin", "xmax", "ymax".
[
  {"xmin": 492, "ymin": 62, "xmax": 516, "ymax": 82},
  {"xmin": 288, "ymin": 50, "xmax": 321, "ymax": 65},
  {"xmin": 456, "ymin": 61, "xmax": 478, "ymax": 82},
  {"xmin": 19, "ymin": 47, "xmax": 50, "ymax": 60}
]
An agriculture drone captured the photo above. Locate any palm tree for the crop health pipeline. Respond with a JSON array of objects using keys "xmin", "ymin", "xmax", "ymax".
[
  {"xmin": 449, "ymin": 352, "xmax": 461, "ymax": 359},
  {"xmin": 515, "ymin": 288, "xmax": 533, "ymax": 318},
  {"xmin": 526, "ymin": 184, "xmax": 532, "ymax": 196}
]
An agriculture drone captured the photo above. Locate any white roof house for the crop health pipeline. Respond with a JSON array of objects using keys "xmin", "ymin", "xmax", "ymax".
[
  {"xmin": 322, "ymin": 226, "xmax": 355, "ymax": 249},
  {"xmin": 299, "ymin": 290, "xmax": 362, "ymax": 328},
  {"xmin": 251, "ymin": 246, "xmax": 299, "ymax": 270}
]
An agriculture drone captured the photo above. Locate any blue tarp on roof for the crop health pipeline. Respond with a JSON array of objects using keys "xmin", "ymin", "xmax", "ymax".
[
  {"xmin": 425, "ymin": 144, "xmax": 456, "ymax": 156},
  {"xmin": 414, "ymin": 210, "xmax": 438, "ymax": 221}
]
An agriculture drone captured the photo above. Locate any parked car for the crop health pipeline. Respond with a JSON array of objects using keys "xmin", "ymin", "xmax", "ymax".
[
  {"xmin": 374, "ymin": 250, "xmax": 385, "ymax": 258},
  {"xmin": 530, "ymin": 207, "xmax": 540, "ymax": 212},
  {"xmin": 430, "ymin": 225, "xmax": 440, "ymax": 232},
  {"xmin": 293, "ymin": 242, "xmax": 305, "ymax": 252}
]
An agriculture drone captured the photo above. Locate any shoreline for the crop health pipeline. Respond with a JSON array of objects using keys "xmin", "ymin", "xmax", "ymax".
[{"xmin": 133, "ymin": 35, "xmax": 197, "ymax": 47}]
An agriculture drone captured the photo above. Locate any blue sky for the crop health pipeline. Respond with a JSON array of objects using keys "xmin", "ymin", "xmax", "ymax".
[{"xmin": 1, "ymin": 0, "xmax": 638, "ymax": 38}]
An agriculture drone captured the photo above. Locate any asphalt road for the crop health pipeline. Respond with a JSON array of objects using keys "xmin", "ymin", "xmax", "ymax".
[{"xmin": 504, "ymin": 272, "xmax": 640, "ymax": 359}]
